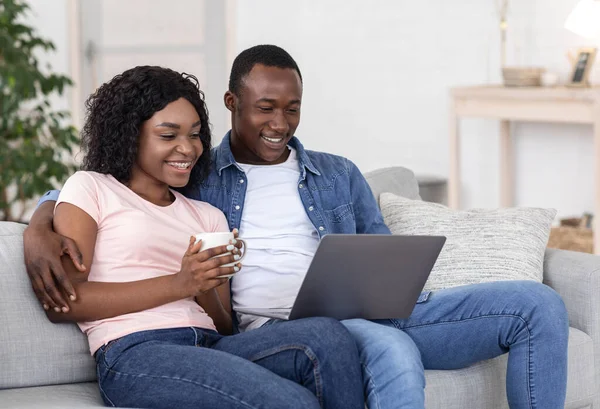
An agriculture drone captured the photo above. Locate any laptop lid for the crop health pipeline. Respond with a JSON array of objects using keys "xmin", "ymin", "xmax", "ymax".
[{"xmin": 287, "ymin": 234, "xmax": 445, "ymax": 321}]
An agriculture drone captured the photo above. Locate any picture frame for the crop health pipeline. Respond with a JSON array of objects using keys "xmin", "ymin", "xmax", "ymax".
[{"xmin": 568, "ymin": 47, "xmax": 597, "ymax": 87}]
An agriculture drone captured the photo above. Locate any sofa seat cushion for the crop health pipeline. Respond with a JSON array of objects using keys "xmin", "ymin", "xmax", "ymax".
[
  {"xmin": 424, "ymin": 327, "xmax": 595, "ymax": 409},
  {"xmin": 0, "ymin": 382, "xmax": 107, "ymax": 409}
]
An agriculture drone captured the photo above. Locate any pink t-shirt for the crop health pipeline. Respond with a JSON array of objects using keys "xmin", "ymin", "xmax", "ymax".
[{"xmin": 56, "ymin": 171, "xmax": 228, "ymax": 355}]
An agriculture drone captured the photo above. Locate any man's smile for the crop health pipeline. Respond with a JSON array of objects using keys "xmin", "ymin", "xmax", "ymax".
[{"xmin": 261, "ymin": 134, "xmax": 286, "ymax": 144}]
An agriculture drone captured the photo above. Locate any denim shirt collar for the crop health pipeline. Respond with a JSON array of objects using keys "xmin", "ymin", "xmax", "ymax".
[{"xmin": 215, "ymin": 131, "xmax": 321, "ymax": 178}]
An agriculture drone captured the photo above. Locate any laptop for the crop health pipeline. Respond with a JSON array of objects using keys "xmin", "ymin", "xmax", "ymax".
[{"xmin": 234, "ymin": 234, "xmax": 446, "ymax": 321}]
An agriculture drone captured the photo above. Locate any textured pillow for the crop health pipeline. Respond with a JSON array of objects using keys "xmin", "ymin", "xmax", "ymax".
[{"xmin": 380, "ymin": 193, "xmax": 557, "ymax": 292}]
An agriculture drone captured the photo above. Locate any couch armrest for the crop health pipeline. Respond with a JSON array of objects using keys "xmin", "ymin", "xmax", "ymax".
[
  {"xmin": 543, "ymin": 248, "xmax": 600, "ymax": 396},
  {"xmin": 543, "ymin": 248, "xmax": 600, "ymax": 335}
]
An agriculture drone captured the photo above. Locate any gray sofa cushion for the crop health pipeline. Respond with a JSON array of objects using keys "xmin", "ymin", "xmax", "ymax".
[
  {"xmin": 364, "ymin": 166, "xmax": 421, "ymax": 203},
  {"xmin": 0, "ymin": 222, "xmax": 95, "ymax": 389},
  {"xmin": 0, "ymin": 383, "xmax": 105, "ymax": 409}
]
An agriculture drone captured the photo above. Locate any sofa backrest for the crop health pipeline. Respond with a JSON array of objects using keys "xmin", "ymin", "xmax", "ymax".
[
  {"xmin": 0, "ymin": 222, "xmax": 95, "ymax": 389},
  {"xmin": 364, "ymin": 166, "xmax": 421, "ymax": 204}
]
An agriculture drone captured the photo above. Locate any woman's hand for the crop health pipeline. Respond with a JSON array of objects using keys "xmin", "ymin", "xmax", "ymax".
[
  {"xmin": 173, "ymin": 236, "xmax": 242, "ymax": 297},
  {"xmin": 231, "ymin": 228, "xmax": 245, "ymax": 255}
]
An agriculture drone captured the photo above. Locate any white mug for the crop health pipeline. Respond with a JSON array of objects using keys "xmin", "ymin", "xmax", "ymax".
[{"xmin": 194, "ymin": 232, "xmax": 247, "ymax": 278}]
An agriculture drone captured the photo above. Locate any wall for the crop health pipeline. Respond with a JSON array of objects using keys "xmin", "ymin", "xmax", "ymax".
[
  {"xmin": 234, "ymin": 0, "xmax": 600, "ymax": 218},
  {"xmin": 27, "ymin": 0, "xmax": 230, "ymax": 139},
  {"xmin": 26, "ymin": 0, "xmax": 70, "ymax": 113},
  {"xmin": 22, "ymin": 0, "xmax": 600, "ymax": 219},
  {"xmin": 78, "ymin": 0, "xmax": 229, "ymax": 138}
]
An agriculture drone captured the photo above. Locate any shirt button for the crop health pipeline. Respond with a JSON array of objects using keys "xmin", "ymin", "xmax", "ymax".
[
  {"xmin": 239, "ymin": 179, "xmax": 244, "ymax": 184},
  {"xmin": 318, "ymin": 226, "xmax": 324, "ymax": 231},
  {"xmin": 235, "ymin": 205, "xmax": 240, "ymax": 210},
  {"xmin": 298, "ymin": 184, "xmax": 304, "ymax": 188},
  {"xmin": 308, "ymin": 206, "xmax": 314, "ymax": 211}
]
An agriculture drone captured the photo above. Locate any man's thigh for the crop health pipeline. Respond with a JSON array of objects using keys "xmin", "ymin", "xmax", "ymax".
[{"xmin": 374, "ymin": 280, "xmax": 553, "ymax": 369}]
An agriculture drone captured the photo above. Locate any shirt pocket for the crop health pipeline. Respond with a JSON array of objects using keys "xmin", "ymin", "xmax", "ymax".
[{"xmin": 322, "ymin": 203, "xmax": 355, "ymax": 224}]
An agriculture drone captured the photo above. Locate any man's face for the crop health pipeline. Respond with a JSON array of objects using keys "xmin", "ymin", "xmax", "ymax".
[{"xmin": 225, "ymin": 64, "xmax": 302, "ymax": 165}]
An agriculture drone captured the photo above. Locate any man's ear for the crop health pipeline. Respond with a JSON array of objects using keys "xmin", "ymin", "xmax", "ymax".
[{"xmin": 224, "ymin": 91, "xmax": 236, "ymax": 112}]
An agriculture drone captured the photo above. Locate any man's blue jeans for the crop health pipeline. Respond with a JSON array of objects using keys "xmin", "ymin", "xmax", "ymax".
[
  {"xmin": 343, "ymin": 281, "xmax": 569, "ymax": 409},
  {"xmin": 94, "ymin": 317, "xmax": 364, "ymax": 409}
]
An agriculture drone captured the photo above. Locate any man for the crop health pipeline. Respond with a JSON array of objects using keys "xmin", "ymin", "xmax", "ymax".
[{"xmin": 25, "ymin": 45, "xmax": 568, "ymax": 409}]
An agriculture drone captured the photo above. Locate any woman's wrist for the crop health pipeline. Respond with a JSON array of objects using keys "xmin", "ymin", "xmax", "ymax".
[
  {"xmin": 195, "ymin": 288, "xmax": 220, "ymax": 304},
  {"xmin": 169, "ymin": 274, "xmax": 195, "ymax": 300}
]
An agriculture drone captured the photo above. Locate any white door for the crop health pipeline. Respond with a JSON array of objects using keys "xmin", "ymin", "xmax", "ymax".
[{"xmin": 77, "ymin": 0, "xmax": 231, "ymax": 141}]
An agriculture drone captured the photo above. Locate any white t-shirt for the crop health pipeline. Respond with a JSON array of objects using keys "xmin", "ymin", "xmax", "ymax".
[{"xmin": 233, "ymin": 148, "xmax": 319, "ymax": 331}]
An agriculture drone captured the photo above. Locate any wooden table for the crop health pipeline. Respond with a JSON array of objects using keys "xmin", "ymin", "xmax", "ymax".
[{"xmin": 448, "ymin": 85, "xmax": 600, "ymax": 254}]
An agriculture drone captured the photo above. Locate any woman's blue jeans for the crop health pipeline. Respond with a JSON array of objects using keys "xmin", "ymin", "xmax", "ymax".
[{"xmin": 94, "ymin": 317, "xmax": 364, "ymax": 409}]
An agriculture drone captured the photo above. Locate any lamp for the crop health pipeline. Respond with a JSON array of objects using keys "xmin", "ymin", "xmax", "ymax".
[
  {"xmin": 564, "ymin": 0, "xmax": 600, "ymax": 86},
  {"xmin": 564, "ymin": 0, "xmax": 600, "ymax": 39},
  {"xmin": 497, "ymin": 0, "xmax": 509, "ymax": 68}
]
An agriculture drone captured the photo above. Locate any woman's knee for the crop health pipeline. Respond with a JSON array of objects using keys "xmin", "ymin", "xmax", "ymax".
[{"xmin": 297, "ymin": 317, "xmax": 358, "ymax": 351}]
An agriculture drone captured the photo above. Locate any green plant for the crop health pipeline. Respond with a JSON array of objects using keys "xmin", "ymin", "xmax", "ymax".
[{"xmin": 0, "ymin": 0, "xmax": 78, "ymax": 221}]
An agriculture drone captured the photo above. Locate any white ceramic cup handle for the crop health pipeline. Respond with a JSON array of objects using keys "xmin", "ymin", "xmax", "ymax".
[{"xmin": 234, "ymin": 238, "xmax": 247, "ymax": 263}]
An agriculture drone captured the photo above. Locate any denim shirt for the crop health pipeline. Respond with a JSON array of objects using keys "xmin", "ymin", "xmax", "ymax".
[{"xmin": 185, "ymin": 132, "xmax": 392, "ymax": 237}]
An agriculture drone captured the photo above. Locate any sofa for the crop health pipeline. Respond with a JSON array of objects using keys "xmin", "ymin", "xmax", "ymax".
[{"xmin": 0, "ymin": 166, "xmax": 598, "ymax": 408}]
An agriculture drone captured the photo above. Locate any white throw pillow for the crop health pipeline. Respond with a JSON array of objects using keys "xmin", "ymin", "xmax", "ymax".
[{"xmin": 380, "ymin": 192, "xmax": 556, "ymax": 292}]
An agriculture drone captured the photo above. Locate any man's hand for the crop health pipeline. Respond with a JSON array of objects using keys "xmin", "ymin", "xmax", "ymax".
[{"xmin": 23, "ymin": 224, "xmax": 86, "ymax": 313}]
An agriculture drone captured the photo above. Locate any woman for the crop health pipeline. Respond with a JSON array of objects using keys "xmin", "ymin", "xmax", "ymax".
[{"xmin": 49, "ymin": 66, "xmax": 364, "ymax": 409}]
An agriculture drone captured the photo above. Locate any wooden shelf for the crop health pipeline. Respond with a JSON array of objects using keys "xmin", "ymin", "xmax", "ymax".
[{"xmin": 448, "ymin": 85, "xmax": 600, "ymax": 254}]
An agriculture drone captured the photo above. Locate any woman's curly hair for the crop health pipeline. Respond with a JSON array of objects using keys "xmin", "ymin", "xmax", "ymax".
[{"xmin": 81, "ymin": 66, "xmax": 212, "ymax": 188}]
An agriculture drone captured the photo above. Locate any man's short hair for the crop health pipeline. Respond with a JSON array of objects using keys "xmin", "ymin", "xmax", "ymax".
[{"xmin": 228, "ymin": 44, "xmax": 303, "ymax": 96}]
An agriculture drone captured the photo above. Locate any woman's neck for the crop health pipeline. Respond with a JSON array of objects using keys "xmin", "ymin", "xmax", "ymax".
[{"xmin": 127, "ymin": 168, "xmax": 174, "ymax": 207}]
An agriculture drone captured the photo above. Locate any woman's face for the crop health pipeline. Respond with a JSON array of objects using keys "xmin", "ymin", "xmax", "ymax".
[{"xmin": 134, "ymin": 98, "xmax": 203, "ymax": 188}]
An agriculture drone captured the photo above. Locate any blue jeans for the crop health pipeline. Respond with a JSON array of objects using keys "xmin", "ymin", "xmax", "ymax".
[
  {"xmin": 340, "ymin": 281, "xmax": 569, "ymax": 409},
  {"xmin": 94, "ymin": 317, "xmax": 364, "ymax": 409}
]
